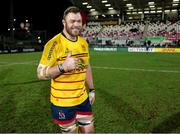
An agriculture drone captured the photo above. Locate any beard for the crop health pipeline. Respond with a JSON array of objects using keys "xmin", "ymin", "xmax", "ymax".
[{"xmin": 65, "ymin": 24, "xmax": 81, "ymax": 37}]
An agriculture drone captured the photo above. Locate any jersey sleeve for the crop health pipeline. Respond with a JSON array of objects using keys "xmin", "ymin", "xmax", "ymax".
[{"xmin": 39, "ymin": 40, "xmax": 58, "ymax": 67}]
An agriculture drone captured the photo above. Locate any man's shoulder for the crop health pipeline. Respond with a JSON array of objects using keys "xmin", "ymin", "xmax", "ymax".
[
  {"xmin": 78, "ymin": 36, "xmax": 86, "ymax": 41},
  {"xmin": 44, "ymin": 34, "xmax": 60, "ymax": 48},
  {"xmin": 50, "ymin": 33, "xmax": 61, "ymax": 42},
  {"xmin": 78, "ymin": 36, "xmax": 88, "ymax": 45}
]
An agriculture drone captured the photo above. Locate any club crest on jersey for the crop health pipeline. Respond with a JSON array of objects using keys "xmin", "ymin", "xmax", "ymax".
[
  {"xmin": 65, "ymin": 48, "xmax": 69, "ymax": 54},
  {"xmin": 81, "ymin": 44, "xmax": 86, "ymax": 51}
]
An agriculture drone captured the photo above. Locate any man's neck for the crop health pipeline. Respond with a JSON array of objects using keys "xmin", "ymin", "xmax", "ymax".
[{"xmin": 62, "ymin": 30, "xmax": 77, "ymax": 42}]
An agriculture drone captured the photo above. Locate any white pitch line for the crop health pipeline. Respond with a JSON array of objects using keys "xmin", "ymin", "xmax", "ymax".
[
  {"xmin": 1, "ymin": 61, "xmax": 180, "ymax": 74},
  {"xmin": 0, "ymin": 61, "xmax": 38, "ymax": 67},
  {"xmin": 92, "ymin": 66, "xmax": 180, "ymax": 73},
  {"xmin": 0, "ymin": 61, "xmax": 9, "ymax": 64}
]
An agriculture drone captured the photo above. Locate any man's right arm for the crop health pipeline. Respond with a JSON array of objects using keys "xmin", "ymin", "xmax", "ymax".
[
  {"xmin": 37, "ymin": 52, "xmax": 79, "ymax": 80},
  {"xmin": 37, "ymin": 64, "xmax": 63, "ymax": 80}
]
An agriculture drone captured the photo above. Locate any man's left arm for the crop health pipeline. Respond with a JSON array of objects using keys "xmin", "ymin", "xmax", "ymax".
[{"xmin": 86, "ymin": 63, "xmax": 95, "ymax": 105}]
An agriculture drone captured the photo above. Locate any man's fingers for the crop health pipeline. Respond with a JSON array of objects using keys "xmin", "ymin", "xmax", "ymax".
[
  {"xmin": 89, "ymin": 92, "xmax": 95, "ymax": 105},
  {"xmin": 63, "ymin": 57, "xmax": 85, "ymax": 72},
  {"xmin": 74, "ymin": 58, "xmax": 79, "ymax": 65}
]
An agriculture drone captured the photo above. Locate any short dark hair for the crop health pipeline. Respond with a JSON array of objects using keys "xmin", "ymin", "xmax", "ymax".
[{"xmin": 63, "ymin": 6, "xmax": 81, "ymax": 19}]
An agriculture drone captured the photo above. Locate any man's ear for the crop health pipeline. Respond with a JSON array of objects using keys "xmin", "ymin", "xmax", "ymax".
[{"xmin": 62, "ymin": 19, "xmax": 65, "ymax": 25}]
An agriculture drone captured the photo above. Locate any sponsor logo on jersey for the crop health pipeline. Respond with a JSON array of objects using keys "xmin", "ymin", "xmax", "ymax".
[
  {"xmin": 47, "ymin": 41, "xmax": 57, "ymax": 60},
  {"xmin": 78, "ymin": 58, "xmax": 86, "ymax": 70}
]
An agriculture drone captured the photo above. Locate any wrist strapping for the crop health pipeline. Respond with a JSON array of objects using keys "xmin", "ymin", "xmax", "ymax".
[
  {"xmin": 58, "ymin": 64, "xmax": 65, "ymax": 73},
  {"xmin": 89, "ymin": 89, "xmax": 95, "ymax": 93}
]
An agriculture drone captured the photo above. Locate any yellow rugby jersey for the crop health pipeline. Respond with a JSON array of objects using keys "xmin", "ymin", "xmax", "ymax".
[{"xmin": 39, "ymin": 33, "xmax": 89, "ymax": 107}]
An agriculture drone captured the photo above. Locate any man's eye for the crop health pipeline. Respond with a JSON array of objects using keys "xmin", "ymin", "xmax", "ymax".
[
  {"xmin": 70, "ymin": 20, "xmax": 75, "ymax": 23},
  {"xmin": 77, "ymin": 20, "xmax": 82, "ymax": 23}
]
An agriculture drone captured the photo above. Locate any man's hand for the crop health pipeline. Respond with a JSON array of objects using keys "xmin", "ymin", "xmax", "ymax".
[
  {"xmin": 62, "ymin": 52, "xmax": 79, "ymax": 72},
  {"xmin": 89, "ymin": 89, "xmax": 95, "ymax": 105}
]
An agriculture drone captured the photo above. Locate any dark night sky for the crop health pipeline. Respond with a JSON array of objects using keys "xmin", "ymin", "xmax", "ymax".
[{"xmin": 1, "ymin": 0, "xmax": 73, "ymax": 39}]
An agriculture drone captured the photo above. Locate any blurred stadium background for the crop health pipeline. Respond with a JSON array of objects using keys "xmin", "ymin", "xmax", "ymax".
[
  {"xmin": 0, "ymin": 0, "xmax": 180, "ymax": 133},
  {"xmin": 0, "ymin": 0, "xmax": 180, "ymax": 52}
]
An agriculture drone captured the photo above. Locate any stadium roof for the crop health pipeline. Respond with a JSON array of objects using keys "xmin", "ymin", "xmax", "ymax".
[{"xmin": 71, "ymin": 0, "xmax": 179, "ymax": 16}]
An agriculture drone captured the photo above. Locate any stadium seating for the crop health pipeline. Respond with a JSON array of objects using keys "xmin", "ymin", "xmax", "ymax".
[{"xmin": 81, "ymin": 20, "xmax": 180, "ymax": 48}]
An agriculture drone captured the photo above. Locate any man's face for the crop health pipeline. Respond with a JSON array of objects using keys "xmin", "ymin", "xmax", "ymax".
[{"xmin": 63, "ymin": 12, "xmax": 82, "ymax": 37}]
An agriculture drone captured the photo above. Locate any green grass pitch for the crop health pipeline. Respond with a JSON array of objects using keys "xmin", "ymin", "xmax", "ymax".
[{"xmin": 0, "ymin": 51, "xmax": 180, "ymax": 133}]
